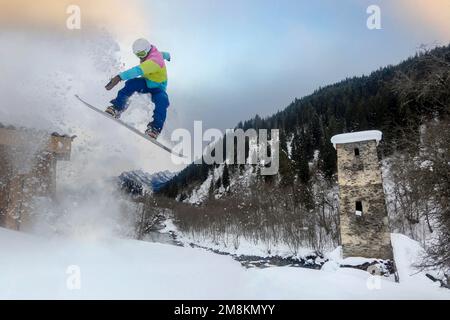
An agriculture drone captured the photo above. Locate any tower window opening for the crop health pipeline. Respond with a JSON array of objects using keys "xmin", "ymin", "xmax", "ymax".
[
  {"xmin": 355, "ymin": 201, "xmax": 363, "ymax": 216},
  {"xmin": 354, "ymin": 148, "xmax": 360, "ymax": 156}
]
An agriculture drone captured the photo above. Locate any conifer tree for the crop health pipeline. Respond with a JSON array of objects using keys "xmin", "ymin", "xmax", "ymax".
[{"xmin": 222, "ymin": 163, "xmax": 230, "ymax": 189}]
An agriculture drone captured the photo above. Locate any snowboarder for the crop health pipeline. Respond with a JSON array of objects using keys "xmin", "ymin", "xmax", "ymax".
[{"xmin": 104, "ymin": 38, "xmax": 171, "ymax": 139}]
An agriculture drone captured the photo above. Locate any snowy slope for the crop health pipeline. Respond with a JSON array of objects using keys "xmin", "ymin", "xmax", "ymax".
[
  {"xmin": 0, "ymin": 228, "xmax": 448, "ymax": 299},
  {"xmin": 183, "ymin": 164, "xmax": 256, "ymax": 204},
  {"xmin": 184, "ymin": 165, "xmax": 224, "ymax": 204}
]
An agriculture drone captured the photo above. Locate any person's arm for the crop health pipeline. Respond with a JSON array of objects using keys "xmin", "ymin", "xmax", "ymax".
[
  {"xmin": 162, "ymin": 51, "xmax": 171, "ymax": 62},
  {"xmin": 107, "ymin": 60, "xmax": 161, "ymax": 90},
  {"xmin": 119, "ymin": 65, "xmax": 144, "ymax": 81},
  {"xmin": 105, "ymin": 65, "xmax": 143, "ymax": 90}
]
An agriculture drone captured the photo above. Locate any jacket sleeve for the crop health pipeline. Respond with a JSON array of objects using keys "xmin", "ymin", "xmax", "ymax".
[
  {"xmin": 119, "ymin": 65, "xmax": 144, "ymax": 81},
  {"xmin": 162, "ymin": 52, "xmax": 171, "ymax": 62}
]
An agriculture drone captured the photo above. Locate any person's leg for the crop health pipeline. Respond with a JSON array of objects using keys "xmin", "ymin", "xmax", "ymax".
[
  {"xmin": 110, "ymin": 78, "xmax": 149, "ymax": 112},
  {"xmin": 148, "ymin": 89, "xmax": 170, "ymax": 133}
]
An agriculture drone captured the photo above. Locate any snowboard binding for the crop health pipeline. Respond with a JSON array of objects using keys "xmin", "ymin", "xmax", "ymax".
[
  {"xmin": 145, "ymin": 126, "xmax": 160, "ymax": 140},
  {"xmin": 105, "ymin": 106, "xmax": 121, "ymax": 119}
]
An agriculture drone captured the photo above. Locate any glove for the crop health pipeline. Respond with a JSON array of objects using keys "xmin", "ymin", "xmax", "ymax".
[
  {"xmin": 162, "ymin": 52, "xmax": 171, "ymax": 62},
  {"xmin": 105, "ymin": 75, "xmax": 121, "ymax": 91}
]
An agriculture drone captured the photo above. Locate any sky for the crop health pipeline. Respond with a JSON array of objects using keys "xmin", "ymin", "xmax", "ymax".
[
  {"xmin": 0, "ymin": 0, "xmax": 449, "ymax": 174},
  {"xmin": 133, "ymin": 0, "xmax": 450, "ymax": 131},
  {"xmin": 1, "ymin": 0, "xmax": 449, "ymax": 133}
]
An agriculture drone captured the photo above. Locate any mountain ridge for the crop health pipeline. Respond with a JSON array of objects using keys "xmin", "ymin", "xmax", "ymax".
[
  {"xmin": 119, "ymin": 169, "xmax": 176, "ymax": 195},
  {"xmin": 158, "ymin": 44, "xmax": 450, "ymax": 200}
]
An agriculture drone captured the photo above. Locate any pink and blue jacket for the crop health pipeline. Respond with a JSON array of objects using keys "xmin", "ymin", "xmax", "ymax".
[{"xmin": 119, "ymin": 46, "xmax": 170, "ymax": 91}]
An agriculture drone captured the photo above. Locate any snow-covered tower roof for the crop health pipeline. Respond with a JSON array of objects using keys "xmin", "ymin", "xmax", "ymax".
[{"xmin": 330, "ymin": 130, "xmax": 382, "ymax": 149}]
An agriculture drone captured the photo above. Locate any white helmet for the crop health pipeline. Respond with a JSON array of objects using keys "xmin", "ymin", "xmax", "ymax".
[{"xmin": 132, "ymin": 38, "xmax": 152, "ymax": 58}]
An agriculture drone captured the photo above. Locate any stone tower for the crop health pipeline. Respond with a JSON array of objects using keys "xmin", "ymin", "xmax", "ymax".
[
  {"xmin": 331, "ymin": 130, "xmax": 393, "ymax": 260},
  {"xmin": 0, "ymin": 124, "xmax": 74, "ymax": 230}
]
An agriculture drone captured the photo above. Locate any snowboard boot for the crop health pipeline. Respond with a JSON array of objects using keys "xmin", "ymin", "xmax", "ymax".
[
  {"xmin": 145, "ymin": 126, "xmax": 160, "ymax": 140},
  {"xmin": 105, "ymin": 106, "xmax": 121, "ymax": 119}
]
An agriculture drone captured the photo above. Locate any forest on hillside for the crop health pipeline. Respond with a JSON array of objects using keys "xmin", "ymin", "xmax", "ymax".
[
  {"xmin": 147, "ymin": 45, "xmax": 450, "ymax": 273},
  {"xmin": 160, "ymin": 45, "xmax": 449, "ymax": 196}
]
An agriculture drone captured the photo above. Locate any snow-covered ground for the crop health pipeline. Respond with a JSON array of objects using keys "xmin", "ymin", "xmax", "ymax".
[{"xmin": 1, "ymin": 228, "xmax": 448, "ymax": 299}]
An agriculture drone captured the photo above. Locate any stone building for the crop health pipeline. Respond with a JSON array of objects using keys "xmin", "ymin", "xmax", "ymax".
[
  {"xmin": 331, "ymin": 130, "xmax": 393, "ymax": 260},
  {"xmin": 0, "ymin": 123, "xmax": 74, "ymax": 230}
]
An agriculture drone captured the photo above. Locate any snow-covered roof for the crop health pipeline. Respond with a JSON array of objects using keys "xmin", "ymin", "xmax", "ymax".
[{"xmin": 330, "ymin": 130, "xmax": 382, "ymax": 149}]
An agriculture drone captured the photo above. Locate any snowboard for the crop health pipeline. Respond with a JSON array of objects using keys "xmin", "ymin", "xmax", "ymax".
[{"xmin": 75, "ymin": 95, "xmax": 186, "ymax": 158}]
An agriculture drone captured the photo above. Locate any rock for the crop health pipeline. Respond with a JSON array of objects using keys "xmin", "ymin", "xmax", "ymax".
[{"xmin": 367, "ymin": 264, "xmax": 382, "ymax": 276}]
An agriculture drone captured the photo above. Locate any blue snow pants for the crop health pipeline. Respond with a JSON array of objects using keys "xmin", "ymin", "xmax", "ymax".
[{"xmin": 111, "ymin": 78, "xmax": 170, "ymax": 132}]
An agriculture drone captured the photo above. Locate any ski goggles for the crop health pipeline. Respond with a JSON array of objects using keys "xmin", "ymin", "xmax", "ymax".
[{"xmin": 135, "ymin": 50, "xmax": 148, "ymax": 59}]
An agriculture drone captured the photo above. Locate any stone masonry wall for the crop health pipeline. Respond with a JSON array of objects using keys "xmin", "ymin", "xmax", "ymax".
[{"xmin": 336, "ymin": 140, "xmax": 393, "ymax": 259}]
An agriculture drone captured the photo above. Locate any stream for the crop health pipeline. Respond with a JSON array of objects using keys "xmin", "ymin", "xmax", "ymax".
[{"xmin": 144, "ymin": 230, "xmax": 325, "ymax": 270}]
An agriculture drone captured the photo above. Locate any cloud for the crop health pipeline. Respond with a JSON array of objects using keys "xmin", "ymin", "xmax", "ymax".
[
  {"xmin": 389, "ymin": 0, "xmax": 450, "ymax": 40},
  {"xmin": 0, "ymin": 0, "xmax": 147, "ymax": 37}
]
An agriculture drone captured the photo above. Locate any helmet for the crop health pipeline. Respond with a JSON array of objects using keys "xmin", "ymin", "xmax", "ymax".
[{"xmin": 132, "ymin": 38, "xmax": 152, "ymax": 58}]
